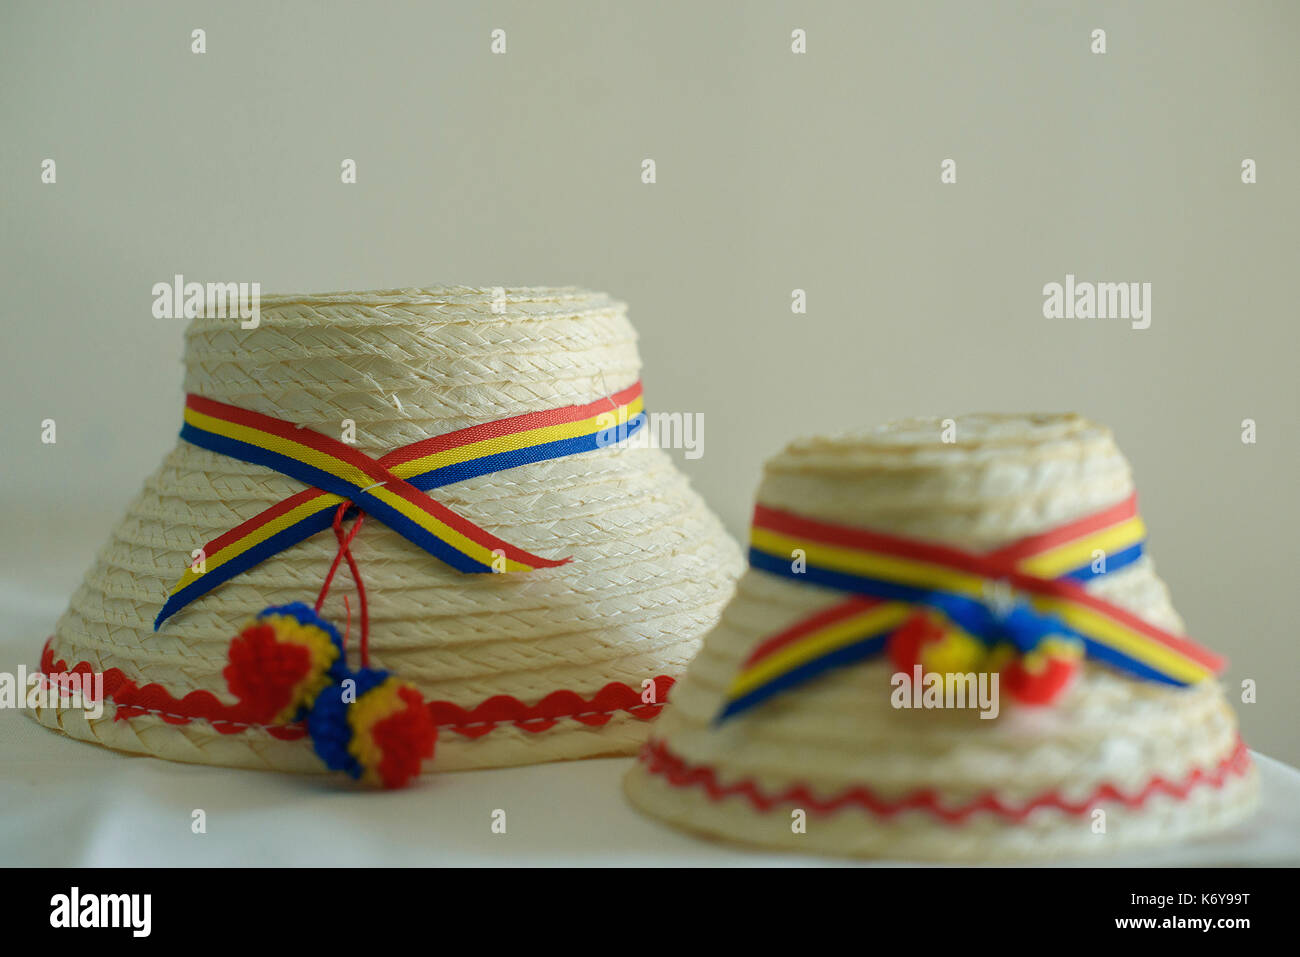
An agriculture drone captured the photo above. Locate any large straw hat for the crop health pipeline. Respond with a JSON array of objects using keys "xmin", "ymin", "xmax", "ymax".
[
  {"xmin": 32, "ymin": 286, "xmax": 742, "ymax": 782},
  {"xmin": 624, "ymin": 414, "xmax": 1258, "ymax": 859}
]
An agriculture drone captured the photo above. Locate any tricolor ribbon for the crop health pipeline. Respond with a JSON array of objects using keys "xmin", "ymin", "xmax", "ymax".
[
  {"xmin": 717, "ymin": 493, "xmax": 1225, "ymax": 721},
  {"xmin": 155, "ymin": 383, "xmax": 645, "ymax": 629}
]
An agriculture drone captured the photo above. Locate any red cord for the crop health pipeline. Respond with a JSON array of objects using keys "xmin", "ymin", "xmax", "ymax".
[{"xmin": 314, "ymin": 502, "xmax": 371, "ymax": 667}]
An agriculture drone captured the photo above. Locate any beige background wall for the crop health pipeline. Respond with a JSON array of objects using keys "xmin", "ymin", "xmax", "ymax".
[{"xmin": 2, "ymin": 1, "xmax": 1297, "ymax": 762}]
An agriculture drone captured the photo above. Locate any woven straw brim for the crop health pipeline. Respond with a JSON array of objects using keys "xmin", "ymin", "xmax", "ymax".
[
  {"xmin": 623, "ymin": 762, "xmax": 1259, "ymax": 862},
  {"xmin": 31, "ymin": 286, "xmax": 744, "ymax": 772}
]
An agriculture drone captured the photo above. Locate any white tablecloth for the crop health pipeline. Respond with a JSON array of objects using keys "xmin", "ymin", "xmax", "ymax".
[
  {"xmin": 3, "ymin": 575, "xmax": 1298, "ymax": 867},
  {"xmin": 3, "ymin": 706, "xmax": 1299, "ymax": 866}
]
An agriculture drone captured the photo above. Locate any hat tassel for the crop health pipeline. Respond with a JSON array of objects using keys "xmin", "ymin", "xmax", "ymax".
[{"xmin": 220, "ymin": 503, "xmax": 436, "ymax": 788}]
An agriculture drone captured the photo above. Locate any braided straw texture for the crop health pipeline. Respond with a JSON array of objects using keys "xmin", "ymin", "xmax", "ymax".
[
  {"xmin": 31, "ymin": 286, "xmax": 743, "ymax": 772},
  {"xmin": 624, "ymin": 414, "xmax": 1259, "ymax": 860}
]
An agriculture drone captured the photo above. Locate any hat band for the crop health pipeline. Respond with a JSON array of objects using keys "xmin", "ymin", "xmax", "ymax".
[
  {"xmin": 155, "ymin": 383, "xmax": 645, "ymax": 629},
  {"xmin": 717, "ymin": 494, "xmax": 1225, "ymax": 721}
]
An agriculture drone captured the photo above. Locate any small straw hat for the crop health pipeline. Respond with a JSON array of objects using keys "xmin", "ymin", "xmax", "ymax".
[
  {"xmin": 624, "ymin": 414, "xmax": 1258, "ymax": 859},
  {"xmin": 32, "ymin": 286, "xmax": 742, "ymax": 785}
]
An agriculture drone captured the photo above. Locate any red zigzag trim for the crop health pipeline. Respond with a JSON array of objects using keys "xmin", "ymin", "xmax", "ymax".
[
  {"xmin": 38, "ymin": 641, "xmax": 673, "ymax": 741},
  {"xmin": 638, "ymin": 736, "xmax": 1253, "ymax": 822}
]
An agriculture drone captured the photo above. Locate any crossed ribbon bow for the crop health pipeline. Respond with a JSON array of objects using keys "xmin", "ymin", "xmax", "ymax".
[
  {"xmin": 716, "ymin": 494, "xmax": 1225, "ymax": 721},
  {"xmin": 156, "ymin": 384, "xmax": 645, "ymax": 629}
]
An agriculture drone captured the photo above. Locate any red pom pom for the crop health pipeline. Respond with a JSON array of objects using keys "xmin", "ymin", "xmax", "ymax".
[
  {"xmin": 224, "ymin": 622, "xmax": 313, "ymax": 723},
  {"xmin": 887, "ymin": 612, "xmax": 947, "ymax": 673},
  {"xmin": 224, "ymin": 604, "xmax": 343, "ymax": 724},
  {"xmin": 368, "ymin": 686, "xmax": 438, "ymax": 789},
  {"xmin": 1002, "ymin": 655, "xmax": 1079, "ymax": 705}
]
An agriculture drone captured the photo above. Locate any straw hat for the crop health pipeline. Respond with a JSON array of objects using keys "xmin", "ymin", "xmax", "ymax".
[
  {"xmin": 624, "ymin": 414, "xmax": 1258, "ymax": 859},
  {"xmin": 32, "ymin": 286, "xmax": 742, "ymax": 784}
]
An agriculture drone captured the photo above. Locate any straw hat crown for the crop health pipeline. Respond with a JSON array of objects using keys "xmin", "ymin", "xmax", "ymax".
[
  {"xmin": 35, "ymin": 286, "xmax": 743, "ymax": 775},
  {"xmin": 625, "ymin": 413, "xmax": 1257, "ymax": 859}
]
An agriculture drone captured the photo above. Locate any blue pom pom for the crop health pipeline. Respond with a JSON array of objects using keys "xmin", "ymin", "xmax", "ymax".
[{"xmin": 306, "ymin": 667, "xmax": 391, "ymax": 780}]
